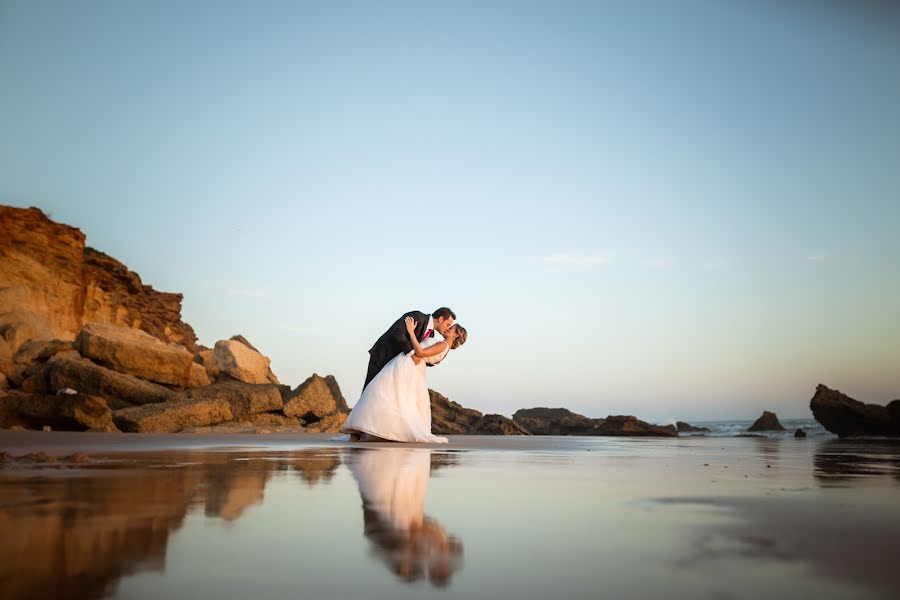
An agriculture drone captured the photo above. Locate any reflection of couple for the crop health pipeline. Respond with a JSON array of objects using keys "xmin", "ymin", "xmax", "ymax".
[
  {"xmin": 339, "ymin": 308, "xmax": 467, "ymax": 443},
  {"xmin": 346, "ymin": 448, "xmax": 463, "ymax": 586}
]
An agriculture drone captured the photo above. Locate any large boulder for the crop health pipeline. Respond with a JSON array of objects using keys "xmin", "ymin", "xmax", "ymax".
[
  {"xmin": 748, "ymin": 410, "xmax": 786, "ymax": 432},
  {"xmin": 76, "ymin": 322, "xmax": 194, "ymax": 387},
  {"xmin": 196, "ymin": 349, "xmax": 220, "ymax": 381},
  {"xmin": 283, "ymin": 374, "xmax": 342, "ymax": 420},
  {"xmin": 430, "ymin": 389, "xmax": 483, "ymax": 435},
  {"xmin": 112, "ymin": 397, "xmax": 234, "ymax": 433},
  {"xmin": 213, "ymin": 338, "xmax": 277, "ymax": 385},
  {"xmin": 470, "ymin": 414, "xmax": 532, "ymax": 435},
  {"xmin": 0, "ymin": 390, "xmax": 118, "ymax": 431},
  {"xmin": 46, "ymin": 355, "xmax": 176, "ymax": 408},
  {"xmin": 182, "ymin": 380, "xmax": 283, "ymax": 419},
  {"xmin": 810, "ymin": 384, "xmax": 900, "ymax": 438}
]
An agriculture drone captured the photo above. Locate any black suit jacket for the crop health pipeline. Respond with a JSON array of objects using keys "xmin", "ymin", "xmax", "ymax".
[{"xmin": 368, "ymin": 310, "xmax": 435, "ymax": 377}]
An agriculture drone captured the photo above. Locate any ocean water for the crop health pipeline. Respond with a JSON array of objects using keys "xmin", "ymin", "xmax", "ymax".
[
  {"xmin": 2, "ymin": 432, "xmax": 900, "ymax": 600},
  {"xmin": 677, "ymin": 418, "xmax": 830, "ymax": 438}
]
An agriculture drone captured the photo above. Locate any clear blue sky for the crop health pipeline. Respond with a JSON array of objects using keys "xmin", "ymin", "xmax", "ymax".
[{"xmin": 2, "ymin": 1, "xmax": 898, "ymax": 422}]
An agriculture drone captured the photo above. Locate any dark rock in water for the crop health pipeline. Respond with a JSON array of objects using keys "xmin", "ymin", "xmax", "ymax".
[
  {"xmin": 592, "ymin": 415, "xmax": 678, "ymax": 437},
  {"xmin": 513, "ymin": 408, "xmax": 677, "ymax": 437},
  {"xmin": 794, "ymin": 428, "xmax": 807, "ymax": 438},
  {"xmin": 512, "ymin": 407, "xmax": 595, "ymax": 435},
  {"xmin": 810, "ymin": 384, "xmax": 900, "ymax": 438},
  {"xmin": 748, "ymin": 411, "xmax": 785, "ymax": 431},
  {"xmin": 430, "ymin": 389, "xmax": 483, "ymax": 435},
  {"xmin": 677, "ymin": 421, "xmax": 711, "ymax": 433},
  {"xmin": 470, "ymin": 414, "xmax": 531, "ymax": 435}
]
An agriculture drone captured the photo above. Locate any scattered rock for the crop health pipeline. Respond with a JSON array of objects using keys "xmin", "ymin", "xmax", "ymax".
[
  {"xmin": 810, "ymin": 384, "xmax": 900, "ymax": 438},
  {"xmin": 748, "ymin": 411, "xmax": 786, "ymax": 432},
  {"xmin": 65, "ymin": 452, "xmax": 90, "ymax": 463},
  {"xmin": 76, "ymin": 322, "xmax": 195, "ymax": 387},
  {"xmin": 20, "ymin": 451, "xmax": 57, "ymax": 463},
  {"xmin": 794, "ymin": 428, "xmax": 807, "ymax": 438},
  {"xmin": 46, "ymin": 355, "xmax": 176, "ymax": 408},
  {"xmin": 677, "ymin": 421, "xmax": 711, "ymax": 433},
  {"xmin": 470, "ymin": 414, "xmax": 532, "ymax": 435},
  {"xmin": 112, "ymin": 397, "xmax": 234, "ymax": 433}
]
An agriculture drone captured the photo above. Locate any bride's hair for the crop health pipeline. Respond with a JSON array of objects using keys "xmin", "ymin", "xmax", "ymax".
[{"xmin": 450, "ymin": 325, "xmax": 467, "ymax": 349}]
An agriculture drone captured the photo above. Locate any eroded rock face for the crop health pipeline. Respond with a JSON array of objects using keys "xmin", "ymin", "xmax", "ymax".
[
  {"xmin": 748, "ymin": 410, "xmax": 786, "ymax": 432},
  {"xmin": 810, "ymin": 384, "xmax": 900, "ymax": 438},
  {"xmin": 429, "ymin": 389, "xmax": 483, "ymax": 435},
  {"xmin": 76, "ymin": 322, "xmax": 195, "ymax": 387},
  {"xmin": 304, "ymin": 411, "xmax": 348, "ymax": 433},
  {"xmin": 1, "ymin": 206, "xmax": 198, "ymax": 355},
  {"xmin": 112, "ymin": 397, "xmax": 234, "ymax": 433}
]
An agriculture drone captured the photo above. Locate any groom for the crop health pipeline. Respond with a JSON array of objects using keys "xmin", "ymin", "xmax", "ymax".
[{"xmin": 364, "ymin": 307, "xmax": 456, "ymax": 388}]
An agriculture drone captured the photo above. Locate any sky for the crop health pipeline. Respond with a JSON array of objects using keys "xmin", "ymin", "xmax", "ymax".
[{"xmin": 1, "ymin": 0, "xmax": 898, "ymax": 423}]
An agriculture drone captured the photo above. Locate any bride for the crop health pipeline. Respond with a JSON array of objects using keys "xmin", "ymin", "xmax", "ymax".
[{"xmin": 338, "ymin": 317, "xmax": 467, "ymax": 443}]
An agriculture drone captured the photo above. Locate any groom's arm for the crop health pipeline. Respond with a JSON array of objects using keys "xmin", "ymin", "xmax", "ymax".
[{"xmin": 390, "ymin": 311, "xmax": 422, "ymax": 355}]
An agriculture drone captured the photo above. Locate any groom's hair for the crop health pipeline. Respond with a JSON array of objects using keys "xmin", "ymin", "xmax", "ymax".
[{"xmin": 433, "ymin": 307, "xmax": 456, "ymax": 320}]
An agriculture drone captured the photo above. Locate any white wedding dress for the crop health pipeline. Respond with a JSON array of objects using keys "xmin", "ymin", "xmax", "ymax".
[{"xmin": 336, "ymin": 342, "xmax": 450, "ymax": 443}]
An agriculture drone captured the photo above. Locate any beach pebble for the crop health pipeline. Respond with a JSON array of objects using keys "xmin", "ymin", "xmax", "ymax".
[{"xmin": 65, "ymin": 452, "xmax": 90, "ymax": 464}]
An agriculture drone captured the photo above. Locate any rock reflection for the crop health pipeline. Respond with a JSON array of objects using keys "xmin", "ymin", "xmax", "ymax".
[
  {"xmin": 814, "ymin": 438, "xmax": 900, "ymax": 484},
  {"xmin": 345, "ymin": 448, "xmax": 463, "ymax": 587},
  {"xmin": 0, "ymin": 449, "xmax": 342, "ymax": 600}
]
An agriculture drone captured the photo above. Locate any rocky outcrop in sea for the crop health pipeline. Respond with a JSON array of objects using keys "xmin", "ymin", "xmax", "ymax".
[
  {"xmin": 810, "ymin": 384, "xmax": 900, "ymax": 438},
  {"xmin": 512, "ymin": 407, "xmax": 678, "ymax": 437}
]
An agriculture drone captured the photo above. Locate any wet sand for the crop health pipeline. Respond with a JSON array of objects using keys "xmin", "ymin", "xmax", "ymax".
[{"xmin": 2, "ymin": 431, "xmax": 900, "ymax": 599}]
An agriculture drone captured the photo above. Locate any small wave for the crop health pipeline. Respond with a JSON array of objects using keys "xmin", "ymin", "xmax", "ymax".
[{"xmin": 678, "ymin": 419, "xmax": 832, "ymax": 438}]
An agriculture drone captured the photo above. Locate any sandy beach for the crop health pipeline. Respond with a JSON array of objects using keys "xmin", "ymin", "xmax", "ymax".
[{"xmin": 2, "ymin": 431, "xmax": 899, "ymax": 600}]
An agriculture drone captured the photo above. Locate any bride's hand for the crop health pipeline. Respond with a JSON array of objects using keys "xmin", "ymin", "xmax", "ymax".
[{"xmin": 405, "ymin": 316, "xmax": 417, "ymax": 334}]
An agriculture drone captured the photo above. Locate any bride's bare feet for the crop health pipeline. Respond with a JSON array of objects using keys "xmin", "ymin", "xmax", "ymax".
[{"xmin": 349, "ymin": 433, "xmax": 361, "ymax": 442}]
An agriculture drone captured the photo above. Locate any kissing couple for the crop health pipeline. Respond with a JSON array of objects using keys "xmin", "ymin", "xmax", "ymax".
[{"xmin": 336, "ymin": 307, "xmax": 467, "ymax": 443}]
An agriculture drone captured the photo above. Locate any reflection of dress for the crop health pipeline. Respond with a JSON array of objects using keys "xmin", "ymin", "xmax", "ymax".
[
  {"xmin": 340, "ymin": 343, "xmax": 449, "ymax": 443},
  {"xmin": 346, "ymin": 448, "xmax": 463, "ymax": 586}
]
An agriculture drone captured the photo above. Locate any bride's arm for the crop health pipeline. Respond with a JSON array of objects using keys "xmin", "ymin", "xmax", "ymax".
[{"xmin": 405, "ymin": 317, "xmax": 448, "ymax": 358}]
